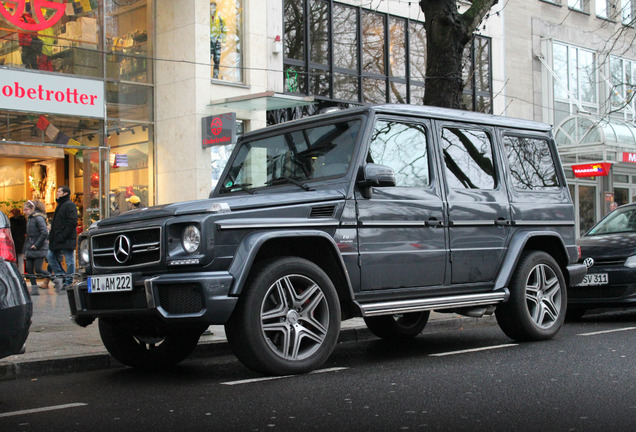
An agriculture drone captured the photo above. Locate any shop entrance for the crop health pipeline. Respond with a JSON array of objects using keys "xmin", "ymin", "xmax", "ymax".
[{"xmin": 0, "ymin": 142, "xmax": 109, "ymax": 232}]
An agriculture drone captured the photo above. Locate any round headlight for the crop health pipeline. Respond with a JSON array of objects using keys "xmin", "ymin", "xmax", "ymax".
[
  {"xmin": 79, "ymin": 239, "xmax": 90, "ymax": 265},
  {"xmin": 182, "ymin": 225, "xmax": 201, "ymax": 254}
]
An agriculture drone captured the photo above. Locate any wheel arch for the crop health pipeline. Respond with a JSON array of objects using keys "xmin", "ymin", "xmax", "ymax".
[
  {"xmin": 495, "ymin": 231, "xmax": 570, "ymax": 291},
  {"xmin": 228, "ymin": 230, "xmax": 355, "ymax": 316}
]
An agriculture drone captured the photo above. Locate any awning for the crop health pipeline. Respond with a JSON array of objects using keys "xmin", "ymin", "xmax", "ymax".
[
  {"xmin": 555, "ymin": 114, "xmax": 636, "ymax": 165},
  {"xmin": 208, "ymin": 91, "xmax": 314, "ymax": 111}
]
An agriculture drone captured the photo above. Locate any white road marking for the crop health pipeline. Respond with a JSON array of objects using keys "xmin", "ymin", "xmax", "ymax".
[
  {"xmin": 577, "ymin": 327, "xmax": 636, "ymax": 336},
  {"xmin": 221, "ymin": 366, "xmax": 349, "ymax": 385},
  {"xmin": 0, "ymin": 403, "xmax": 88, "ymax": 418},
  {"xmin": 429, "ymin": 344, "xmax": 518, "ymax": 357}
]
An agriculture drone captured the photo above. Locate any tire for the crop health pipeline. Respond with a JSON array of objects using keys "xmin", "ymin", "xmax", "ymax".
[
  {"xmin": 98, "ymin": 318, "xmax": 202, "ymax": 369},
  {"xmin": 364, "ymin": 311, "xmax": 430, "ymax": 340},
  {"xmin": 225, "ymin": 257, "xmax": 341, "ymax": 375},
  {"xmin": 565, "ymin": 307, "xmax": 586, "ymax": 322},
  {"xmin": 495, "ymin": 251, "xmax": 567, "ymax": 341}
]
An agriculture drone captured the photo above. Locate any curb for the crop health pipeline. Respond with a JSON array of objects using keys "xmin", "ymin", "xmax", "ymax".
[{"xmin": 0, "ymin": 315, "xmax": 497, "ymax": 381}]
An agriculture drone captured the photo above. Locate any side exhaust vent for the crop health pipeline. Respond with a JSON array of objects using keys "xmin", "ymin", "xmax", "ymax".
[{"xmin": 309, "ymin": 205, "xmax": 336, "ymax": 218}]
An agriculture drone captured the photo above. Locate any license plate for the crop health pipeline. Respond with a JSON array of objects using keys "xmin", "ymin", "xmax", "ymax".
[
  {"xmin": 88, "ymin": 273, "xmax": 133, "ymax": 293},
  {"xmin": 576, "ymin": 273, "xmax": 609, "ymax": 286}
]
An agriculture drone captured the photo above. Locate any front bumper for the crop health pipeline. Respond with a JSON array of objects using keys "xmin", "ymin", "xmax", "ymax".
[
  {"xmin": 68, "ymin": 271, "xmax": 237, "ymax": 327},
  {"xmin": 568, "ymin": 266, "xmax": 636, "ymax": 308}
]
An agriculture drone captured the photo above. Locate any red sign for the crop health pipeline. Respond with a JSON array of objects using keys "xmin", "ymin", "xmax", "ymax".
[
  {"xmin": 202, "ymin": 112, "xmax": 236, "ymax": 148},
  {"xmin": 623, "ymin": 152, "xmax": 636, "ymax": 163},
  {"xmin": 0, "ymin": 0, "xmax": 65, "ymax": 31},
  {"xmin": 571, "ymin": 163, "xmax": 612, "ymax": 178}
]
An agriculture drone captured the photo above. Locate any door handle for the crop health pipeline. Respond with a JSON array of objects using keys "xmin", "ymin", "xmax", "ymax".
[
  {"xmin": 425, "ymin": 219, "xmax": 444, "ymax": 227},
  {"xmin": 494, "ymin": 218, "xmax": 512, "ymax": 226}
]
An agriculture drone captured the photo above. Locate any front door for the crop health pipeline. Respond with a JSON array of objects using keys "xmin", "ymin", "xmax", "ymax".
[{"xmin": 356, "ymin": 117, "xmax": 448, "ymax": 291}]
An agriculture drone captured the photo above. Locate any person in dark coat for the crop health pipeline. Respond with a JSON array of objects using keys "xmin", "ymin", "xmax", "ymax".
[
  {"xmin": 9, "ymin": 208, "xmax": 26, "ymax": 274},
  {"xmin": 47, "ymin": 185, "xmax": 77, "ymax": 293},
  {"xmin": 23, "ymin": 200, "xmax": 51, "ymax": 296}
]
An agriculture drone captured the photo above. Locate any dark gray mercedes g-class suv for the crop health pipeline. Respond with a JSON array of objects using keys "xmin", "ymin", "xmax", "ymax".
[{"xmin": 69, "ymin": 105, "xmax": 586, "ymax": 375}]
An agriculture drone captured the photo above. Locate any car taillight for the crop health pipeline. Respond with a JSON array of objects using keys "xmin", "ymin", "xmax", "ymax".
[{"xmin": 0, "ymin": 227, "xmax": 17, "ymax": 263}]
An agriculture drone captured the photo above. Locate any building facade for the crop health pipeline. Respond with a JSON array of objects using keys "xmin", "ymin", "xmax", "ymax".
[{"xmin": 2, "ymin": 0, "xmax": 636, "ymax": 236}]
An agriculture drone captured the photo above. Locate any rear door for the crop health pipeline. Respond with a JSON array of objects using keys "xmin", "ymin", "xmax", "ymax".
[
  {"xmin": 356, "ymin": 116, "xmax": 448, "ymax": 291},
  {"xmin": 437, "ymin": 122, "xmax": 511, "ymax": 286}
]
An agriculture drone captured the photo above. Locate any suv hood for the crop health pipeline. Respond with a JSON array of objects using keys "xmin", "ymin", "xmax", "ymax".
[{"xmin": 95, "ymin": 189, "xmax": 346, "ymax": 227}]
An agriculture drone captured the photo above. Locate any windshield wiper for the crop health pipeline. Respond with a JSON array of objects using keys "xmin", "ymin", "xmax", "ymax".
[
  {"xmin": 220, "ymin": 183, "xmax": 255, "ymax": 194},
  {"xmin": 266, "ymin": 176, "xmax": 314, "ymax": 191}
]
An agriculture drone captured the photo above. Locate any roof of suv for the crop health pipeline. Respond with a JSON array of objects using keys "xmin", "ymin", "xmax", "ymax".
[{"xmin": 241, "ymin": 104, "xmax": 552, "ymax": 141}]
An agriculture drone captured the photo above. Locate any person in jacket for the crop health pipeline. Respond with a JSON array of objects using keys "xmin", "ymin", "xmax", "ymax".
[
  {"xmin": 9, "ymin": 208, "xmax": 26, "ymax": 275},
  {"xmin": 47, "ymin": 186, "xmax": 77, "ymax": 293},
  {"xmin": 23, "ymin": 200, "xmax": 51, "ymax": 296}
]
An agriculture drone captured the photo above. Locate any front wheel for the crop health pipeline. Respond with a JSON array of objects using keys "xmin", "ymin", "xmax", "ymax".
[
  {"xmin": 495, "ymin": 251, "xmax": 567, "ymax": 341},
  {"xmin": 98, "ymin": 318, "xmax": 202, "ymax": 369},
  {"xmin": 364, "ymin": 311, "xmax": 430, "ymax": 340},
  {"xmin": 225, "ymin": 257, "xmax": 341, "ymax": 375}
]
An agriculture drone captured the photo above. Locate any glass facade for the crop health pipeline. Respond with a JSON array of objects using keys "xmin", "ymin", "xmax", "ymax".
[
  {"xmin": 283, "ymin": 0, "xmax": 492, "ymax": 110},
  {"xmin": 0, "ymin": 0, "xmax": 153, "ymax": 227}
]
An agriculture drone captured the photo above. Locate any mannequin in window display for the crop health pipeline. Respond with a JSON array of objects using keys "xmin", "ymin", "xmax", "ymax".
[{"xmin": 210, "ymin": 2, "xmax": 226, "ymax": 79}]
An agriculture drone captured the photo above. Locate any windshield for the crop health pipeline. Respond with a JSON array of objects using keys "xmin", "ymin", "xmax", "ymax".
[
  {"xmin": 219, "ymin": 119, "xmax": 362, "ymax": 193},
  {"xmin": 587, "ymin": 207, "xmax": 636, "ymax": 235}
]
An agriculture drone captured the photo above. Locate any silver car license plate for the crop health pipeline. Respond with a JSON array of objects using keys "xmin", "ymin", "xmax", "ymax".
[
  {"xmin": 576, "ymin": 273, "xmax": 608, "ymax": 286},
  {"xmin": 88, "ymin": 273, "xmax": 133, "ymax": 293}
]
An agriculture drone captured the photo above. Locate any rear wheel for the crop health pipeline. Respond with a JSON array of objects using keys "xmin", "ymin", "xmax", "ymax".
[
  {"xmin": 364, "ymin": 311, "xmax": 430, "ymax": 340},
  {"xmin": 98, "ymin": 318, "xmax": 202, "ymax": 369},
  {"xmin": 225, "ymin": 257, "xmax": 341, "ymax": 375},
  {"xmin": 495, "ymin": 251, "xmax": 566, "ymax": 341}
]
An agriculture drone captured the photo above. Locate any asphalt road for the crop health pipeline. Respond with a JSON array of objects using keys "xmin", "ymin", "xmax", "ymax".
[{"xmin": 0, "ymin": 310, "xmax": 634, "ymax": 432}]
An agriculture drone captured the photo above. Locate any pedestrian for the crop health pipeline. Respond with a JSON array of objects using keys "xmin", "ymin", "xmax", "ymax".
[
  {"xmin": 47, "ymin": 185, "xmax": 78, "ymax": 293},
  {"xmin": 23, "ymin": 200, "xmax": 51, "ymax": 296},
  {"xmin": 9, "ymin": 207, "xmax": 26, "ymax": 275},
  {"xmin": 125, "ymin": 195, "xmax": 141, "ymax": 212}
]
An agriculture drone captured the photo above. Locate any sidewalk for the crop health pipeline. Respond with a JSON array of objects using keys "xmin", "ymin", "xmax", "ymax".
[{"xmin": 0, "ymin": 287, "xmax": 497, "ymax": 380}]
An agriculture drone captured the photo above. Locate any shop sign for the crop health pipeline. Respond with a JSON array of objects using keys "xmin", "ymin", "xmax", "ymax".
[
  {"xmin": 202, "ymin": 112, "xmax": 236, "ymax": 148},
  {"xmin": 622, "ymin": 152, "xmax": 636, "ymax": 163},
  {"xmin": 0, "ymin": 0, "xmax": 65, "ymax": 31},
  {"xmin": 571, "ymin": 162, "xmax": 612, "ymax": 178},
  {"xmin": 0, "ymin": 68, "xmax": 104, "ymax": 118}
]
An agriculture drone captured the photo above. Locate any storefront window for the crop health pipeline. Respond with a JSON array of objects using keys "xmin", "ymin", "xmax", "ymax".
[
  {"xmin": 106, "ymin": 0, "xmax": 152, "ymax": 83},
  {"xmin": 0, "ymin": 0, "xmax": 101, "ymax": 77},
  {"xmin": 210, "ymin": 0, "xmax": 243, "ymax": 82},
  {"xmin": 104, "ymin": 122, "xmax": 153, "ymax": 217},
  {"xmin": 106, "ymin": 82, "xmax": 153, "ymax": 122},
  {"xmin": 579, "ymin": 184, "xmax": 597, "ymax": 236}
]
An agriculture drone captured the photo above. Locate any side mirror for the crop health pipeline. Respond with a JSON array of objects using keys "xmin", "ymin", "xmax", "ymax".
[{"xmin": 357, "ymin": 163, "xmax": 396, "ymax": 198}]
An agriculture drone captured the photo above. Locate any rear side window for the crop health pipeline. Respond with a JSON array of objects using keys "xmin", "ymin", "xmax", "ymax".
[
  {"xmin": 442, "ymin": 127, "xmax": 496, "ymax": 189},
  {"xmin": 367, "ymin": 120, "xmax": 429, "ymax": 187},
  {"xmin": 504, "ymin": 135, "xmax": 560, "ymax": 191}
]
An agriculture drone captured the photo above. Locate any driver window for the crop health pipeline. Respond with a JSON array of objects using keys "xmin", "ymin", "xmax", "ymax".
[{"xmin": 368, "ymin": 120, "xmax": 429, "ymax": 187}]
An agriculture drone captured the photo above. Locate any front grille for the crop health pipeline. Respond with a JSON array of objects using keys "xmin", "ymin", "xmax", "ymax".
[
  {"xmin": 86, "ymin": 289, "xmax": 149, "ymax": 310},
  {"xmin": 158, "ymin": 284, "xmax": 205, "ymax": 314},
  {"xmin": 569, "ymin": 285, "xmax": 627, "ymax": 299},
  {"xmin": 92, "ymin": 227, "xmax": 161, "ymax": 268}
]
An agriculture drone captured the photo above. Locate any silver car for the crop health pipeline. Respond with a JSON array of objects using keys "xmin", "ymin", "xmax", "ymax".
[{"xmin": 0, "ymin": 210, "xmax": 32, "ymax": 359}]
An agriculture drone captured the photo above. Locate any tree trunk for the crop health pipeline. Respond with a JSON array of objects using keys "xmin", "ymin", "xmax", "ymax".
[{"xmin": 419, "ymin": 0, "xmax": 498, "ymax": 109}]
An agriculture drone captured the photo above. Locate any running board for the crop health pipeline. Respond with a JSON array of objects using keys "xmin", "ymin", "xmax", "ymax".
[{"xmin": 357, "ymin": 291, "xmax": 509, "ymax": 317}]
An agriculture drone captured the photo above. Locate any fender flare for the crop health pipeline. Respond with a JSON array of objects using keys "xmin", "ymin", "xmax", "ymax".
[
  {"xmin": 228, "ymin": 230, "xmax": 354, "ymax": 298},
  {"xmin": 494, "ymin": 230, "xmax": 569, "ymax": 291}
]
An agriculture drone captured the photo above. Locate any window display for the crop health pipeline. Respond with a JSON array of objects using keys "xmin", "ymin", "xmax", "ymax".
[
  {"xmin": 0, "ymin": 0, "xmax": 101, "ymax": 77},
  {"xmin": 210, "ymin": 0, "xmax": 243, "ymax": 83}
]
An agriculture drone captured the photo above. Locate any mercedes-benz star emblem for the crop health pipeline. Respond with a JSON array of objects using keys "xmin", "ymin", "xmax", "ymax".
[
  {"xmin": 114, "ymin": 235, "xmax": 132, "ymax": 264},
  {"xmin": 583, "ymin": 257, "xmax": 594, "ymax": 269}
]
